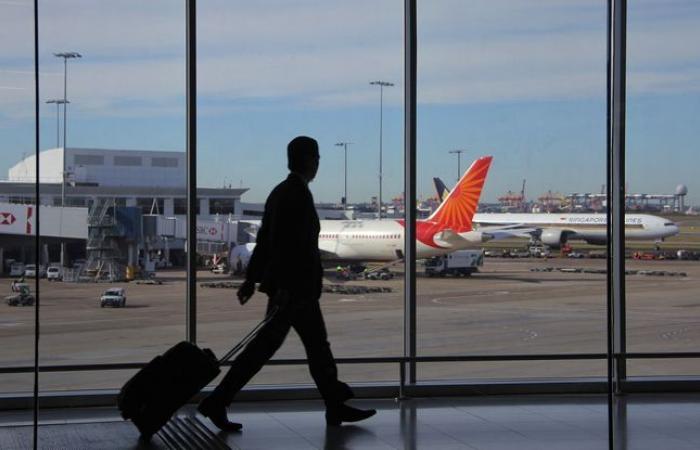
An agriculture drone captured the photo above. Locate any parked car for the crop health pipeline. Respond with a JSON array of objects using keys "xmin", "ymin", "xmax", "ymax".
[
  {"xmin": 567, "ymin": 251, "xmax": 585, "ymax": 259},
  {"xmin": 100, "ymin": 288, "xmax": 126, "ymax": 308},
  {"xmin": 9, "ymin": 262, "xmax": 25, "ymax": 277},
  {"xmin": 24, "ymin": 264, "xmax": 42, "ymax": 278},
  {"xmin": 46, "ymin": 266, "xmax": 62, "ymax": 281}
]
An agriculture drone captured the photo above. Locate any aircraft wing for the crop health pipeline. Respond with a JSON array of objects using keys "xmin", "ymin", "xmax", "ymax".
[{"xmin": 478, "ymin": 225, "xmax": 540, "ymax": 240}]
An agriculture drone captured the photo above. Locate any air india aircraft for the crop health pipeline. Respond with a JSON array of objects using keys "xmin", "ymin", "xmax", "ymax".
[{"xmin": 315, "ymin": 156, "xmax": 496, "ymax": 261}]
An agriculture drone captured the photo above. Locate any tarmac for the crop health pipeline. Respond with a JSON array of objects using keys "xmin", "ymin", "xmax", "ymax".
[{"xmin": 1, "ymin": 256, "xmax": 700, "ymax": 393}]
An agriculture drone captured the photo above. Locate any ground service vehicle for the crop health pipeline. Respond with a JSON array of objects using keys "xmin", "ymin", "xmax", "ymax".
[
  {"xmin": 529, "ymin": 245, "xmax": 551, "ymax": 258},
  {"xmin": 100, "ymin": 288, "xmax": 126, "ymax": 308},
  {"xmin": 364, "ymin": 268, "xmax": 394, "ymax": 280},
  {"xmin": 425, "ymin": 250, "xmax": 484, "ymax": 277},
  {"xmin": 6, "ymin": 283, "xmax": 34, "ymax": 306}
]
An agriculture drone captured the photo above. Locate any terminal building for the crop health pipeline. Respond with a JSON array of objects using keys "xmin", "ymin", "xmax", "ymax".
[
  {"xmin": 0, "ymin": 148, "xmax": 247, "ymax": 275},
  {"xmin": 3, "ymin": 147, "xmax": 245, "ymax": 218}
]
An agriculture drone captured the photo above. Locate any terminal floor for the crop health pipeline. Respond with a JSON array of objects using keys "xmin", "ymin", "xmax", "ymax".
[{"xmin": 1, "ymin": 394, "xmax": 700, "ymax": 449}]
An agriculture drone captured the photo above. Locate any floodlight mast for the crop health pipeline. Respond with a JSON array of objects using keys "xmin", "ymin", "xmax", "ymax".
[
  {"xmin": 370, "ymin": 80, "xmax": 393, "ymax": 219},
  {"xmin": 335, "ymin": 141, "xmax": 353, "ymax": 211}
]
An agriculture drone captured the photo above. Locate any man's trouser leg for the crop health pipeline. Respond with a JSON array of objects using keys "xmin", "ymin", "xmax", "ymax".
[
  {"xmin": 206, "ymin": 301, "xmax": 291, "ymax": 406},
  {"xmin": 292, "ymin": 300, "xmax": 351, "ymax": 409}
]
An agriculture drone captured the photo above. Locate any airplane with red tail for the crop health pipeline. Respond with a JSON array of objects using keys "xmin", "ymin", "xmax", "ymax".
[{"xmin": 316, "ymin": 156, "xmax": 496, "ymax": 261}]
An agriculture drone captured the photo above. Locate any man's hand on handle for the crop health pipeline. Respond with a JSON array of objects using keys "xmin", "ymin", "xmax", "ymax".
[{"xmin": 237, "ymin": 280, "xmax": 255, "ymax": 305}]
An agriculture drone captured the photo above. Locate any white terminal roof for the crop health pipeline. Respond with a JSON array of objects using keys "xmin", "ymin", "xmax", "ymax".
[{"xmin": 8, "ymin": 147, "xmax": 186, "ymax": 189}]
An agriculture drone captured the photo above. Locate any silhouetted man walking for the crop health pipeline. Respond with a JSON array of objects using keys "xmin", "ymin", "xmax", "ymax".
[{"xmin": 198, "ymin": 136, "xmax": 376, "ymax": 431}]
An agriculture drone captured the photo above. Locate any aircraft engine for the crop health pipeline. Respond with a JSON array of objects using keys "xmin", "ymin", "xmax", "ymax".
[
  {"xmin": 540, "ymin": 229, "xmax": 568, "ymax": 248},
  {"xmin": 469, "ymin": 231, "xmax": 491, "ymax": 243}
]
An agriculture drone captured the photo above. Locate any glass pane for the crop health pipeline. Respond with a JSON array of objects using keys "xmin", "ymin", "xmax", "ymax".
[
  {"xmin": 35, "ymin": 1, "xmax": 186, "ymax": 395},
  {"xmin": 626, "ymin": 0, "xmax": 700, "ymax": 376},
  {"xmin": 0, "ymin": 0, "xmax": 38, "ymax": 412},
  {"xmin": 197, "ymin": 0, "xmax": 404, "ymax": 389},
  {"xmin": 417, "ymin": 0, "xmax": 607, "ymax": 380}
]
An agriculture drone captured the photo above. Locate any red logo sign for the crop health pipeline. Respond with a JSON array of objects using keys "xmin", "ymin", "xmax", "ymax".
[{"xmin": 0, "ymin": 212, "xmax": 16, "ymax": 225}]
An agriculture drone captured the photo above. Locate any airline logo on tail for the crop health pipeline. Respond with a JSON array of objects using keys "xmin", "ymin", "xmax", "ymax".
[
  {"xmin": 426, "ymin": 156, "xmax": 492, "ymax": 233},
  {"xmin": 398, "ymin": 156, "xmax": 492, "ymax": 249}
]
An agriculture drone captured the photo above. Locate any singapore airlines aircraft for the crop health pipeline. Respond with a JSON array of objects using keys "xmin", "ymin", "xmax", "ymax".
[
  {"xmin": 315, "ymin": 156, "xmax": 496, "ymax": 261},
  {"xmin": 433, "ymin": 178, "xmax": 680, "ymax": 247}
]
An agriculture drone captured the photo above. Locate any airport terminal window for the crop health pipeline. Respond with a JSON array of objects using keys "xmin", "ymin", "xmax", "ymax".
[
  {"xmin": 65, "ymin": 197, "xmax": 87, "ymax": 207},
  {"xmin": 416, "ymin": 0, "xmax": 608, "ymax": 382},
  {"xmin": 209, "ymin": 198, "xmax": 235, "ymax": 215},
  {"xmin": 625, "ymin": 0, "xmax": 700, "ymax": 377},
  {"xmin": 174, "ymin": 198, "xmax": 186, "ymax": 215},
  {"xmin": 113, "ymin": 155, "xmax": 142, "ymax": 166},
  {"xmin": 195, "ymin": 0, "xmax": 404, "ymax": 387},
  {"xmin": 136, "ymin": 197, "xmax": 165, "ymax": 214},
  {"xmin": 151, "ymin": 157, "xmax": 178, "ymax": 168},
  {"xmin": 8, "ymin": 196, "xmax": 35, "ymax": 204},
  {"xmin": 74, "ymin": 154, "xmax": 104, "ymax": 166}
]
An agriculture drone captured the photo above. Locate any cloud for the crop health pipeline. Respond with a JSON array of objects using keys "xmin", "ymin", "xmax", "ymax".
[{"xmin": 0, "ymin": 0, "xmax": 699, "ymax": 119}]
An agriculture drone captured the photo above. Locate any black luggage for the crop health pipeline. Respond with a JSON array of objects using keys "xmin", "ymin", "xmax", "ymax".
[{"xmin": 118, "ymin": 307, "xmax": 278, "ymax": 440}]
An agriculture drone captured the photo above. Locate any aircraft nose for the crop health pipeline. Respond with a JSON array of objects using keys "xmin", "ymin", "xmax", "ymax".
[{"xmin": 666, "ymin": 222, "xmax": 680, "ymax": 237}]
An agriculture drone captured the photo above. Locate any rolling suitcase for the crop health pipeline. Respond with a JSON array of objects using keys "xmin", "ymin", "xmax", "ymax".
[{"xmin": 117, "ymin": 306, "xmax": 278, "ymax": 440}]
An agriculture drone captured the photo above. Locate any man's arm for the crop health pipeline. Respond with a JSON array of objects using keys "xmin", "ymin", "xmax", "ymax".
[{"xmin": 237, "ymin": 194, "xmax": 273, "ymax": 304}]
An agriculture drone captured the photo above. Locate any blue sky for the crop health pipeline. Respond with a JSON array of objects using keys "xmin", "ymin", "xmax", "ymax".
[{"xmin": 1, "ymin": 0, "xmax": 699, "ymax": 204}]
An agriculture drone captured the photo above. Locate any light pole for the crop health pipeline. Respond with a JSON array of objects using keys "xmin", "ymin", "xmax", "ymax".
[
  {"xmin": 45, "ymin": 99, "xmax": 69, "ymax": 148},
  {"xmin": 334, "ymin": 142, "xmax": 353, "ymax": 211},
  {"xmin": 370, "ymin": 80, "xmax": 393, "ymax": 219},
  {"xmin": 54, "ymin": 51, "xmax": 81, "ymax": 267},
  {"xmin": 54, "ymin": 52, "xmax": 81, "ymax": 156},
  {"xmin": 449, "ymin": 149, "xmax": 466, "ymax": 181}
]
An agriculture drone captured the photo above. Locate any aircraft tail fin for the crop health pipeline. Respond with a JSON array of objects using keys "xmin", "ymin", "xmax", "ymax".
[
  {"xmin": 433, "ymin": 177, "xmax": 450, "ymax": 202},
  {"xmin": 427, "ymin": 156, "xmax": 492, "ymax": 233}
]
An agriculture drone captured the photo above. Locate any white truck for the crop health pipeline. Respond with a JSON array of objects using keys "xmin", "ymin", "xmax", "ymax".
[{"xmin": 424, "ymin": 249, "xmax": 484, "ymax": 277}]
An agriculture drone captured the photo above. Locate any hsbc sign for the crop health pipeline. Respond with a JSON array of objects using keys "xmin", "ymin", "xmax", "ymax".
[
  {"xmin": 0, "ymin": 205, "xmax": 32, "ymax": 235},
  {"xmin": 0, "ymin": 212, "xmax": 17, "ymax": 225}
]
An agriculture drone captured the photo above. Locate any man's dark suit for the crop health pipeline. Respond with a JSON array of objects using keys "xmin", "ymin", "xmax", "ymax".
[{"xmin": 204, "ymin": 173, "xmax": 351, "ymax": 408}]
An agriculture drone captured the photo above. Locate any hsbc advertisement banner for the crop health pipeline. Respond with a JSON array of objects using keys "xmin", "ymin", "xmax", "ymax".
[
  {"xmin": 196, "ymin": 220, "xmax": 237, "ymax": 243},
  {"xmin": 0, "ymin": 204, "xmax": 33, "ymax": 235},
  {"xmin": 0, "ymin": 203, "xmax": 88, "ymax": 239}
]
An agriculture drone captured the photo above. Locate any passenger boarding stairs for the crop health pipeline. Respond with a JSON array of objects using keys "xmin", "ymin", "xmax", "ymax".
[{"xmin": 83, "ymin": 198, "xmax": 126, "ymax": 282}]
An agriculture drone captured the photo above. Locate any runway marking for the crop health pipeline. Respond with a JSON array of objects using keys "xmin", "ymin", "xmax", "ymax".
[{"xmin": 431, "ymin": 290, "xmax": 510, "ymax": 305}]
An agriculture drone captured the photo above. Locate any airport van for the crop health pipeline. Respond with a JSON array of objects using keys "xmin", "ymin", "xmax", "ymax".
[{"xmin": 47, "ymin": 266, "xmax": 62, "ymax": 281}]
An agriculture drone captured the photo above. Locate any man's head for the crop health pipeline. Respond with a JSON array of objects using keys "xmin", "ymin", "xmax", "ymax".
[{"xmin": 287, "ymin": 136, "xmax": 320, "ymax": 182}]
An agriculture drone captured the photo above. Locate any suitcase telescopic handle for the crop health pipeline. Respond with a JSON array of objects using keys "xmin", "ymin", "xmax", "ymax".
[{"xmin": 218, "ymin": 305, "xmax": 280, "ymax": 364}]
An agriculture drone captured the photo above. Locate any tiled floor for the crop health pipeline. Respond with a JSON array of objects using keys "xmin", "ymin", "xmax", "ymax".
[{"xmin": 1, "ymin": 394, "xmax": 699, "ymax": 449}]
